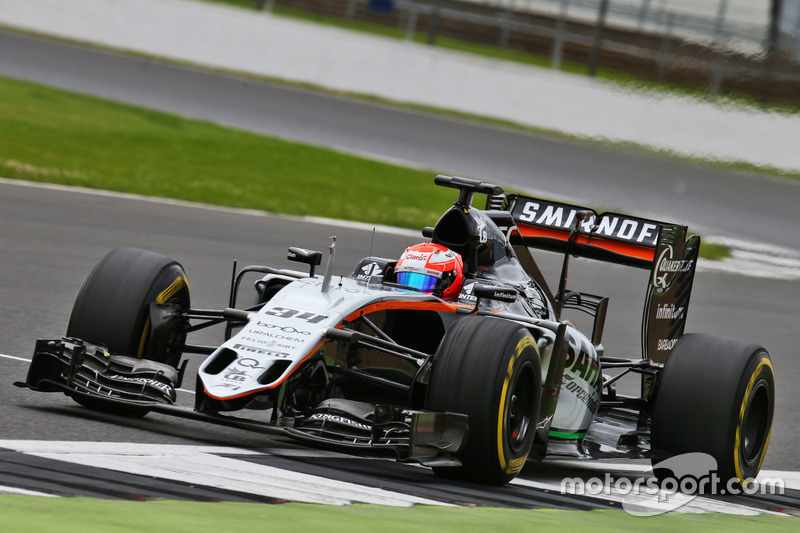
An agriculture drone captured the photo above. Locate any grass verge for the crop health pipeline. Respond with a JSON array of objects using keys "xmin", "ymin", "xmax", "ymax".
[
  {"xmin": 0, "ymin": 75, "xmax": 453, "ymax": 230},
  {"xmin": 1, "ymin": 496, "xmax": 797, "ymax": 533},
  {"xmin": 0, "ymin": 74, "xmax": 729, "ymax": 258}
]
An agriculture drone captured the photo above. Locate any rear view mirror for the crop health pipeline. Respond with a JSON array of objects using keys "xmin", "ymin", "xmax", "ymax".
[{"xmin": 288, "ymin": 247, "xmax": 322, "ymax": 277}]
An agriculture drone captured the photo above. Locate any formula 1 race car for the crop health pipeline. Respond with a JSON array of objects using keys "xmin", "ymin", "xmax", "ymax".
[{"xmin": 17, "ymin": 175, "xmax": 775, "ymax": 486}]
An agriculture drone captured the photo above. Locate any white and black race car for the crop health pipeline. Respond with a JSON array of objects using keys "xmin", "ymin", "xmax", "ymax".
[{"xmin": 17, "ymin": 175, "xmax": 774, "ymax": 486}]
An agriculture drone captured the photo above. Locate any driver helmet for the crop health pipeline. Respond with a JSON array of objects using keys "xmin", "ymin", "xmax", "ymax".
[{"xmin": 395, "ymin": 243, "xmax": 464, "ymax": 300}]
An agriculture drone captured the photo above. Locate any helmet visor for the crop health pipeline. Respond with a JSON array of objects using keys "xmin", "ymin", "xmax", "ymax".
[{"xmin": 396, "ymin": 272, "xmax": 439, "ymax": 292}]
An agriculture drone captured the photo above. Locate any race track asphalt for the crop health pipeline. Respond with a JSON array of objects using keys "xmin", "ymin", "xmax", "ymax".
[{"xmin": 0, "ymin": 180, "xmax": 797, "ymax": 475}]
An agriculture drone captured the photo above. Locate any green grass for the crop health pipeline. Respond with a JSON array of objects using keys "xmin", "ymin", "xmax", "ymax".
[
  {"xmin": 1, "ymin": 496, "xmax": 797, "ymax": 533},
  {"xmin": 697, "ymin": 241, "xmax": 732, "ymax": 261},
  {"xmin": 0, "ymin": 75, "xmax": 731, "ymax": 259},
  {"xmin": 0, "ymin": 75, "xmax": 453, "ymax": 230}
]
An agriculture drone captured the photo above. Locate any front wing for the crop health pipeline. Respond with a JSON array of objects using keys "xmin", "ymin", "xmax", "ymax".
[{"xmin": 14, "ymin": 337, "xmax": 467, "ymax": 467}]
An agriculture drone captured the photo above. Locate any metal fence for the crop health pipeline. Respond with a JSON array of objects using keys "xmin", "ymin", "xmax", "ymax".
[{"xmin": 259, "ymin": 0, "xmax": 800, "ymax": 105}]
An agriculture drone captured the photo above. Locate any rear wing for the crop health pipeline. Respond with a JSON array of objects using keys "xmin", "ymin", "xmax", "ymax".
[
  {"xmin": 498, "ymin": 194, "xmax": 700, "ymax": 364},
  {"xmin": 507, "ymin": 195, "xmax": 663, "ymax": 268}
]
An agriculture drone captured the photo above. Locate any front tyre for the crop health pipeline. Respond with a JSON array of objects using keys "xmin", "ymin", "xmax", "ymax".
[
  {"xmin": 67, "ymin": 247, "xmax": 191, "ymax": 368},
  {"xmin": 426, "ymin": 316, "xmax": 541, "ymax": 485},
  {"xmin": 65, "ymin": 247, "xmax": 191, "ymax": 417},
  {"xmin": 651, "ymin": 333, "xmax": 775, "ymax": 487}
]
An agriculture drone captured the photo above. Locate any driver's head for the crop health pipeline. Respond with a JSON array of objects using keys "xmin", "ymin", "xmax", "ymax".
[{"xmin": 395, "ymin": 243, "xmax": 464, "ymax": 300}]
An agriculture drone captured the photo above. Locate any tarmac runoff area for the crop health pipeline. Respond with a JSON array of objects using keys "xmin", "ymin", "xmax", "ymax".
[{"xmin": 0, "ymin": 0, "xmax": 797, "ymax": 278}]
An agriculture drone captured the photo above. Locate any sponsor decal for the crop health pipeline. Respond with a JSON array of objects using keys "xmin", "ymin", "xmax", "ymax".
[
  {"xmin": 397, "ymin": 255, "xmax": 433, "ymax": 275},
  {"xmin": 458, "ymin": 282, "xmax": 477, "ymax": 302},
  {"xmin": 643, "ymin": 229, "xmax": 698, "ymax": 364},
  {"xmin": 652, "ymin": 244, "xmax": 695, "ymax": 289},
  {"xmin": 356, "ymin": 262, "xmax": 381, "ymax": 280},
  {"xmin": 221, "ymin": 367, "xmax": 249, "ymax": 382},
  {"xmin": 507, "ymin": 456, "xmax": 527, "ymax": 473},
  {"xmin": 309, "ymin": 413, "xmax": 371, "ymax": 431},
  {"xmin": 403, "ymin": 252, "xmax": 430, "ymax": 262},
  {"xmin": 214, "ymin": 382, "xmax": 242, "ymax": 391},
  {"xmin": 655, "ymin": 303, "xmax": 685, "ymax": 320},
  {"xmin": 659, "ymin": 259, "xmax": 694, "ymax": 273},
  {"xmin": 474, "ymin": 213, "xmax": 488, "ymax": 244},
  {"xmin": 515, "ymin": 199, "xmax": 659, "ymax": 246},
  {"xmin": 536, "ymin": 414, "xmax": 554, "ymax": 429},
  {"xmin": 237, "ymin": 357, "xmax": 267, "ymax": 369},
  {"xmin": 109, "ymin": 375, "xmax": 173, "ymax": 396},
  {"xmin": 562, "ymin": 374, "xmax": 598, "ymax": 413},
  {"xmin": 493, "ymin": 291, "xmax": 516, "ymax": 300},
  {"xmin": 657, "ymin": 338, "xmax": 679, "ymax": 351},
  {"xmin": 232, "ymin": 343, "xmax": 291, "ymax": 359},
  {"xmin": 563, "ymin": 348, "xmax": 600, "ymax": 386},
  {"xmin": 287, "ymin": 247, "xmax": 319, "ymax": 261},
  {"xmin": 239, "ymin": 336, "xmax": 296, "ymax": 350},
  {"xmin": 261, "ymin": 307, "xmax": 327, "ymax": 324},
  {"xmin": 255, "ymin": 322, "xmax": 310, "ymax": 335},
  {"xmin": 222, "ymin": 356, "xmax": 278, "ymax": 384}
]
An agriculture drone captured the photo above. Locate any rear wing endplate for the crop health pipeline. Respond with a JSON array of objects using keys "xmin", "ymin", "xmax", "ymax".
[{"xmin": 501, "ymin": 194, "xmax": 700, "ymax": 363}]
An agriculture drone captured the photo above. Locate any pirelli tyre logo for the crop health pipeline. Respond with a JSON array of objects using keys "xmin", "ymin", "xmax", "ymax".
[
  {"xmin": 513, "ymin": 199, "xmax": 660, "ymax": 246},
  {"xmin": 233, "ymin": 343, "xmax": 290, "ymax": 359}
]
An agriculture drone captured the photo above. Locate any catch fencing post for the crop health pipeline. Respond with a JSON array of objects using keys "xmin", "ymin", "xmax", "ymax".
[
  {"xmin": 427, "ymin": 0, "xmax": 443, "ymax": 45},
  {"xmin": 588, "ymin": 0, "xmax": 610, "ymax": 76},
  {"xmin": 657, "ymin": 12, "xmax": 675, "ymax": 80},
  {"xmin": 637, "ymin": 0, "xmax": 651, "ymax": 32},
  {"xmin": 761, "ymin": 0, "xmax": 784, "ymax": 105},
  {"xmin": 405, "ymin": 2, "xmax": 420, "ymax": 41},
  {"xmin": 708, "ymin": 0, "xmax": 730, "ymax": 97},
  {"xmin": 552, "ymin": 0, "xmax": 571, "ymax": 70},
  {"xmin": 346, "ymin": 0, "xmax": 358, "ymax": 19},
  {"xmin": 499, "ymin": 1, "xmax": 514, "ymax": 48}
]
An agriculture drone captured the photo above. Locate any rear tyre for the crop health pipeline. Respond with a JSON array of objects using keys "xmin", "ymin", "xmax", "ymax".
[
  {"xmin": 651, "ymin": 333, "xmax": 774, "ymax": 488},
  {"xmin": 426, "ymin": 316, "xmax": 541, "ymax": 485},
  {"xmin": 66, "ymin": 247, "xmax": 191, "ymax": 416}
]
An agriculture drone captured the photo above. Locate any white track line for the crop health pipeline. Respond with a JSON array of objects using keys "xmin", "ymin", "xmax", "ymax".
[
  {"xmin": 0, "ymin": 484, "xmax": 59, "ymax": 497},
  {"xmin": 0, "ymin": 441, "xmax": 450, "ymax": 507},
  {"xmin": 0, "ymin": 353, "xmax": 31, "ymax": 362},
  {"xmin": 0, "ymin": 177, "xmax": 418, "ymax": 238},
  {"xmin": 2, "ymin": 439, "xmax": 795, "ymax": 512}
]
